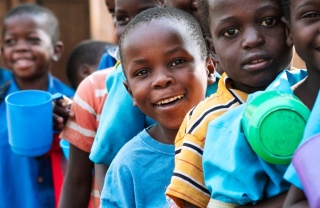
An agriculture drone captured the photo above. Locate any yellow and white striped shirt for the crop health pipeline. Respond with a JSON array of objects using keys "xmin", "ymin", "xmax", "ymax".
[{"xmin": 166, "ymin": 73, "xmax": 248, "ymax": 208}]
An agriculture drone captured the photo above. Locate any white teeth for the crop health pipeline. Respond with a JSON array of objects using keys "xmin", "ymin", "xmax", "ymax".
[
  {"xmin": 251, "ymin": 59, "xmax": 264, "ymax": 64},
  {"xmin": 156, "ymin": 95, "xmax": 184, "ymax": 106}
]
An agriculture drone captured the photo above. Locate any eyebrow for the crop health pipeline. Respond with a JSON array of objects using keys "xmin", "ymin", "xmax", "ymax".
[
  {"xmin": 129, "ymin": 46, "xmax": 189, "ymax": 66},
  {"xmin": 295, "ymin": 1, "xmax": 318, "ymax": 11},
  {"xmin": 217, "ymin": 4, "xmax": 280, "ymax": 24}
]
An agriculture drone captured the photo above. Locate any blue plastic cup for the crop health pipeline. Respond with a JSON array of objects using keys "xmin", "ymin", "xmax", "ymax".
[
  {"xmin": 5, "ymin": 90, "xmax": 53, "ymax": 157},
  {"xmin": 60, "ymin": 139, "xmax": 70, "ymax": 160}
]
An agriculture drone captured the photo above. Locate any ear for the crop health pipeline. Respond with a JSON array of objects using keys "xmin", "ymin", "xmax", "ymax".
[
  {"xmin": 205, "ymin": 56, "xmax": 216, "ymax": 85},
  {"xmin": 52, "ymin": 41, "xmax": 64, "ymax": 62},
  {"xmin": 281, "ymin": 17, "xmax": 293, "ymax": 48},
  {"xmin": 79, "ymin": 64, "xmax": 94, "ymax": 80},
  {"xmin": 123, "ymin": 80, "xmax": 138, "ymax": 106}
]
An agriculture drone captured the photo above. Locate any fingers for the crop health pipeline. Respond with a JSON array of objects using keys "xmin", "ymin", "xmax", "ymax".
[{"xmin": 52, "ymin": 97, "xmax": 75, "ymax": 130}]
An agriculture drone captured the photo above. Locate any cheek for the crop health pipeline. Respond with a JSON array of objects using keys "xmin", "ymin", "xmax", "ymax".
[{"xmin": 116, "ymin": 26, "xmax": 125, "ymax": 41}]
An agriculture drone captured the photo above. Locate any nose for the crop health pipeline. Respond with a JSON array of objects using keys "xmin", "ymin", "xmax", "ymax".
[
  {"xmin": 241, "ymin": 27, "xmax": 265, "ymax": 50},
  {"xmin": 14, "ymin": 40, "xmax": 29, "ymax": 52},
  {"xmin": 151, "ymin": 69, "xmax": 174, "ymax": 89}
]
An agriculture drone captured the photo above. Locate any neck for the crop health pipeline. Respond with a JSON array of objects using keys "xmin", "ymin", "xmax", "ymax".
[
  {"xmin": 14, "ymin": 74, "xmax": 49, "ymax": 91},
  {"xmin": 148, "ymin": 124, "xmax": 177, "ymax": 145}
]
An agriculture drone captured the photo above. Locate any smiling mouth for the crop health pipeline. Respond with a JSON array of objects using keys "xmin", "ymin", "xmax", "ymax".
[
  {"xmin": 155, "ymin": 95, "xmax": 184, "ymax": 106},
  {"xmin": 14, "ymin": 59, "xmax": 33, "ymax": 69}
]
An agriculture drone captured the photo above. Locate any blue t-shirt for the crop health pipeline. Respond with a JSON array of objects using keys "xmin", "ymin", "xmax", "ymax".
[
  {"xmin": 0, "ymin": 73, "xmax": 74, "ymax": 208},
  {"xmin": 203, "ymin": 69, "xmax": 307, "ymax": 205},
  {"xmin": 90, "ymin": 63, "xmax": 219, "ymax": 165},
  {"xmin": 97, "ymin": 46, "xmax": 118, "ymax": 70},
  {"xmin": 100, "ymin": 128, "xmax": 175, "ymax": 208}
]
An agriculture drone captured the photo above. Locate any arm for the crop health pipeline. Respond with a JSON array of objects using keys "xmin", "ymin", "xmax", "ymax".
[
  {"xmin": 59, "ymin": 144, "xmax": 93, "ymax": 208},
  {"xmin": 95, "ymin": 164, "xmax": 108, "ymax": 193},
  {"xmin": 282, "ymin": 185, "xmax": 309, "ymax": 208}
]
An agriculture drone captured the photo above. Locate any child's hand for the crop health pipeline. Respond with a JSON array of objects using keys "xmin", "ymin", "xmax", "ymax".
[{"xmin": 53, "ymin": 96, "xmax": 74, "ymax": 130}]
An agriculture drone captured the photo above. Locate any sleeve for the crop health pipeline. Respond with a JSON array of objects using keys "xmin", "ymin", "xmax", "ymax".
[
  {"xmin": 166, "ymin": 111, "xmax": 211, "ymax": 208},
  {"xmin": 100, "ymin": 153, "xmax": 135, "ymax": 208},
  {"xmin": 203, "ymin": 105, "xmax": 289, "ymax": 205},
  {"xmin": 97, "ymin": 52, "xmax": 117, "ymax": 70},
  {"xmin": 60, "ymin": 75, "xmax": 99, "ymax": 152},
  {"xmin": 89, "ymin": 64, "xmax": 146, "ymax": 165}
]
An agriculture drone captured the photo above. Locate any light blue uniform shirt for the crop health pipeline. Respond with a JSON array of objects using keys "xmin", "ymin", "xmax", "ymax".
[
  {"xmin": 0, "ymin": 73, "xmax": 74, "ymax": 208},
  {"xmin": 284, "ymin": 90, "xmax": 320, "ymax": 190},
  {"xmin": 203, "ymin": 69, "xmax": 307, "ymax": 205},
  {"xmin": 100, "ymin": 128, "xmax": 174, "ymax": 208},
  {"xmin": 90, "ymin": 64, "xmax": 220, "ymax": 165}
]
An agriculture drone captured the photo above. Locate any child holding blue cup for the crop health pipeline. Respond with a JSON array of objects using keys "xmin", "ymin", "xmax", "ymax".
[{"xmin": 0, "ymin": 3, "xmax": 74, "ymax": 208}]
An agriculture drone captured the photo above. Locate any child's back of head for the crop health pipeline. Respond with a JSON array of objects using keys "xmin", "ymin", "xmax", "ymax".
[{"xmin": 66, "ymin": 40, "xmax": 115, "ymax": 89}]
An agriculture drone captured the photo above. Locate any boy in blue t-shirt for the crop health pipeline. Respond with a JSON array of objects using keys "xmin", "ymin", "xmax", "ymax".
[
  {"xmin": 100, "ymin": 7, "xmax": 215, "ymax": 207},
  {"xmin": 0, "ymin": 4, "xmax": 74, "ymax": 208}
]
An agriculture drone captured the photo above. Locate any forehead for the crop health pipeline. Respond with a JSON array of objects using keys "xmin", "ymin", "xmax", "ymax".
[
  {"xmin": 122, "ymin": 19, "xmax": 196, "ymax": 59},
  {"xmin": 115, "ymin": 0, "xmax": 158, "ymax": 10},
  {"xmin": 4, "ymin": 13, "xmax": 49, "ymax": 34},
  {"xmin": 208, "ymin": 0, "xmax": 280, "ymax": 24},
  {"xmin": 165, "ymin": 0, "xmax": 193, "ymax": 7}
]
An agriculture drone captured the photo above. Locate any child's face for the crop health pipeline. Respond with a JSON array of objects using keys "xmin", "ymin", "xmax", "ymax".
[
  {"xmin": 285, "ymin": 0, "xmax": 320, "ymax": 71},
  {"xmin": 1, "ymin": 14, "xmax": 61, "ymax": 80},
  {"xmin": 123, "ymin": 20, "xmax": 210, "ymax": 131},
  {"xmin": 114, "ymin": 0, "xmax": 158, "ymax": 41},
  {"xmin": 105, "ymin": 0, "xmax": 115, "ymax": 17},
  {"xmin": 165, "ymin": 0, "xmax": 200, "ymax": 21},
  {"xmin": 208, "ymin": 0, "xmax": 293, "ymax": 93}
]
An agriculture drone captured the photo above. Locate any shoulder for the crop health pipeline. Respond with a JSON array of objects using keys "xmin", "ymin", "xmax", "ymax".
[
  {"xmin": 49, "ymin": 75, "xmax": 75, "ymax": 97},
  {"xmin": 111, "ymin": 130, "xmax": 149, "ymax": 166}
]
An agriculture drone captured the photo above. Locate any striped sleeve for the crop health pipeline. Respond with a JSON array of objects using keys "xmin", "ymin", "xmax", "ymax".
[
  {"xmin": 166, "ymin": 91, "xmax": 242, "ymax": 208},
  {"xmin": 60, "ymin": 69, "xmax": 111, "ymax": 152}
]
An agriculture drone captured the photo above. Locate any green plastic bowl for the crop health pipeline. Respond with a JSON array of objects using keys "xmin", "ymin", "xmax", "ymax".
[{"xmin": 242, "ymin": 91, "xmax": 310, "ymax": 164}]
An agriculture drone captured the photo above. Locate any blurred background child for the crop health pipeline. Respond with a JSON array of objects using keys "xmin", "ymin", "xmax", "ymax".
[
  {"xmin": 65, "ymin": 39, "xmax": 114, "ymax": 90},
  {"xmin": 0, "ymin": 3, "xmax": 74, "ymax": 208},
  {"xmin": 59, "ymin": 39, "xmax": 115, "ymax": 208}
]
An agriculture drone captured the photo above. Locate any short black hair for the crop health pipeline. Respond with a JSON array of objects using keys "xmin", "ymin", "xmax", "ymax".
[
  {"xmin": 2, "ymin": 3, "xmax": 60, "ymax": 42},
  {"xmin": 119, "ymin": 7, "xmax": 207, "ymax": 69},
  {"xmin": 66, "ymin": 40, "xmax": 114, "ymax": 89},
  {"xmin": 280, "ymin": 0, "xmax": 290, "ymax": 20}
]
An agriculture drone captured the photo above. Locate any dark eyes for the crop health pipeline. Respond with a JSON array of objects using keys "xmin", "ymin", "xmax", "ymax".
[
  {"xmin": 135, "ymin": 69, "xmax": 150, "ymax": 77},
  {"xmin": 302, "ymin": 12, "xmax": 320, "ymax": 19},
  {"xmin": 260, "ymin": 17, "xmax": 278, "ymax": 27},
  {"xmin": 222, "ymin": 28, "xmax": 240, "ymax": 37},
  {"xmin": 116, "ymin": 15, "xmax": 130, "ymax": 24},
  {"xmin": 221, "ymin": 17, "xmax": 278, "ymax": 37},
  {"xmin": 171, "ymin": 58, "xmax": 187, "ymax": 67},
  {"xmin": 3, "ymin": 37, "xmax": 40, "ymax": 46}
]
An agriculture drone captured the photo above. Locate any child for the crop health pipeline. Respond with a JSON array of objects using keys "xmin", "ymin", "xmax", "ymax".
[
  {"xmin": 0, "ymin": 3, "xmax": 74, "ymax": 208},
  {"xmin": 165, "ymin": 0, "xmax": 303, "ymax": 207},
  {"xmin": 89, "ymin": 0, "xmax": 218, "ymax": 186},
  {"xmin": 59, "ymin": 40, "xmax": 114, "ymax": 207},
  {"xmin": 65, "ymin": 40, "xmax": 113, "ymax": 89},
  {"xmin": 197, "ymin": 0, "xmax": 308, "ymax": 207},
  {"xmin": 280, "ymin": 0, "xmax": 320, "ymax": 207},
  {"xmin": 99, "ymin": 7, "xmax": 215, "ymax": 207}
]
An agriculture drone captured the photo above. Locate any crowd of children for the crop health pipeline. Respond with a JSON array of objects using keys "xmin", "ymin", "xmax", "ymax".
[{"xmin": 1, "ymin": 0, "xmax": 319, "ymax": 207}]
